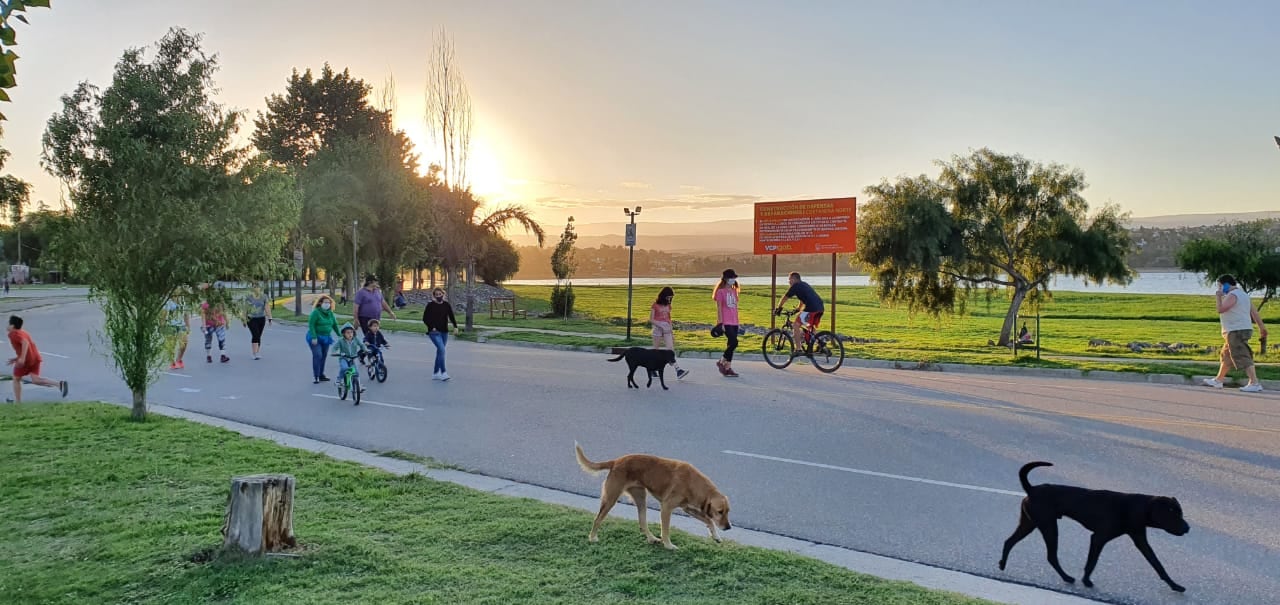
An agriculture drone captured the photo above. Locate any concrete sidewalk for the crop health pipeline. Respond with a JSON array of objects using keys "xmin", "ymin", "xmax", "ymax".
[{"xmin": 142, "ymin": 402, "xmax": 1104, "ymax": 605}]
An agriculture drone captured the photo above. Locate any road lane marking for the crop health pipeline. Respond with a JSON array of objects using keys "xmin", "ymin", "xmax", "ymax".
[
  {"xmin": 165, "ymin": 372, "xmax": 191, "ymax": 378},
  {"xmin": 43, "ymin": 352, "xmax": 70, "ymax": 359},
  {"xmin": 178, "ymin": 387, "xmax": 200, "ymax": 393},
  {"xmin": 311, "ymin": 393, "xmax": 423, "ymax": 411},
  {"xmin": 722, "ymin": 450, "xmax": 1023, "ymax": 497}
]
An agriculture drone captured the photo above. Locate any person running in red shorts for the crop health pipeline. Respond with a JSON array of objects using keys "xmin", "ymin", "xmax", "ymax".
[{"xmin": 6, "ymin": 315, "xmax": 68, "ymax": 403}]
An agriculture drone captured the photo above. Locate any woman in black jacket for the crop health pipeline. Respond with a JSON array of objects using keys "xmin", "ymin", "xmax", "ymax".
[{"xmin": 422, "ymin": 287, "xmax": 460, "ymax": 381}]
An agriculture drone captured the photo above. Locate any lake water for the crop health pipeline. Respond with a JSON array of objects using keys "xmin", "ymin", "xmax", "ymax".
[{"xmin": 507, "ymin": 271, "xmax": 1216, "ymax": 296}]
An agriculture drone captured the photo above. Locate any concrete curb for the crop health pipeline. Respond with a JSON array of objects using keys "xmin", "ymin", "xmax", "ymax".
[{"xmin": 144, "ymin": 403, "xmax": 1104, "ymax": 605}]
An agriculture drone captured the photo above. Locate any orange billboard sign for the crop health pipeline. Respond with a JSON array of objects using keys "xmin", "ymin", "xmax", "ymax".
[{"xmin": 753, "ymin": 197, "xmax": 857, "ymax": 255}]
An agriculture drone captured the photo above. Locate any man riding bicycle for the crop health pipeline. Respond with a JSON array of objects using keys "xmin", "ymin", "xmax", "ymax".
[{"xmin": 775, "ymin": 272, "xmax": 825, "ymax": 345}]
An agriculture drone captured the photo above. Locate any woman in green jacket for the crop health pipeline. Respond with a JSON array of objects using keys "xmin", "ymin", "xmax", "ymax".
[{"xmin": 307, "ymin": 294, "xmax": 341, "ymax": 383}]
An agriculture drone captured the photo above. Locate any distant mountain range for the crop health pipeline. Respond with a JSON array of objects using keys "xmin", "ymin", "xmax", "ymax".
[{"xmin": 509, "ymin": 212, "xmax": 1279, "ymax": 253}]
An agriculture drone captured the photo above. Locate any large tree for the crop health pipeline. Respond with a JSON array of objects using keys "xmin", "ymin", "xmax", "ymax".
[
  {"xmin": 423, "ymin": 27, "xmax": 471, "ymax": 192},
  {"xmin": 42, "ymin": 28, "xmax": 301, "ymax": 419},
  {"xmin": 299, "ymin": 129, "xmax": 429, "ymax": 301},
  {"xmin": 1176, "ymin": 219, "xmax": 1280, "ymax": 309},
  {"xmin": 858, "ymin": 148, "xmax": 1133, "ymax": 346},
  {"xmin": 253, "ymin": 64, "xmax": 388, "ymax": 167}
]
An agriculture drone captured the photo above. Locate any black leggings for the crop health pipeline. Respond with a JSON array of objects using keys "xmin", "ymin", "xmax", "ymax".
[
  {"xmin": 247, "ymin": 317, "xmax": 266, "ymax": 344},
  {"xmin": 723, "ymin": 324, "xmax": 739, "ymax": 362}
]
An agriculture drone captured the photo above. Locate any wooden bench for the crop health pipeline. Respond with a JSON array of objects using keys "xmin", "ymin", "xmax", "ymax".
[{"xmin": 489, "ymin": 296, "xmax": 527, "ymax": 319}]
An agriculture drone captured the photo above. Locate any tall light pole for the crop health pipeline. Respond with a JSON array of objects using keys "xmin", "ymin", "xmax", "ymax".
[
  {"xmin": 624, "ymin": 206, "xmax": 641, "ymax": 340},
  {"xmin": 351, "ymin": 220, "xmax": 359, "ymax": 303}
]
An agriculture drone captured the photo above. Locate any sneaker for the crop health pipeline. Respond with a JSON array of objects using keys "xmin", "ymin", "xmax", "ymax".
[
  {"xmin": 177, "ymin": 361, "xmax": 185, "ymax": 369},
  {"xmin": 432, "ymin": 372, "xmax": 442, "ymax": 381},
  {"xmin": 220, "ymin": 354, "xmax": 230, "ymax": 363},
  {"xmin": 319, "ymin": 375, "xmax": 331, "ymax": 382},
  {"xmin": 677, "ymin": 369, "xmax": 689, "ymax": 380},
  {"xmin": 1240, "ymin": 383, "xmax": 1264, "ymax": 393},
  {"xmin": 253, "ymin": 355, "xmax": 261, "ymax": 361},
  {"xmin": 4, "ymin": 398, "xmax": 12, "ymax": 403},
  {"xmin": 59, "ymin": 381, "xmax": 68, "ymax": 398},
  {"xmin": 439, "ymin": 372, "xmax": 451, "ymax": 382},
  {"xmin": 1202, "ymin": 378, "xmax": 1224, "ymax": 388},
  {"xmin": 724, "ymin": 368, "xmax": 740, "ymax": 378},
  {"xmin": 169, "ymin": 362, "xmax": 179, "ymax": 370},
  {"xmin": 313, "ymin": 378, "xmax": 320, "ymax": 384},
  {"xmin": 206, "ymin": 355, "xmax": 213, "ymax": 363}
]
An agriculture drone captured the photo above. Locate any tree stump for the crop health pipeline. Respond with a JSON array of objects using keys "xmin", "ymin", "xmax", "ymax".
[{"xmin": 222, "ymin": 474, "xmax": 297, "ymax": 555}]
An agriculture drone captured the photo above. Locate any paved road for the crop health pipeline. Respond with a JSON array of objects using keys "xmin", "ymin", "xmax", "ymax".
[{"xmin": 17, "ymin": 300, "xmax": 1280, "ymax": 605}]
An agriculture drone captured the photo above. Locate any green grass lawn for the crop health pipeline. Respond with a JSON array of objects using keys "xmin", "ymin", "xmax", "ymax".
[
  {"xmin": 498, "ymin": 284, "xmax": 1278, "ymax": 368},
  {"xmin": 0, "ymin": 404, "xmax": 987, "ymax": 605}
]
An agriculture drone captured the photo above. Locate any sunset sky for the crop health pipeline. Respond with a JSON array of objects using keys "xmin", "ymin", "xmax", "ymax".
[{"xmin": 3, "ymin": 0, "xmax": 1278, "ymax": 232}]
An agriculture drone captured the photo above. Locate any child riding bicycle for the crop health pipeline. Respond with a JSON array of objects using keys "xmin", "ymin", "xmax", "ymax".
[
  {"xmin": 364, "ymin": 319, "xmax": 390, "ymax": 356},
  {"xmin": 332, "ymin": 323, "xmax": 367, "ymax": 392}
]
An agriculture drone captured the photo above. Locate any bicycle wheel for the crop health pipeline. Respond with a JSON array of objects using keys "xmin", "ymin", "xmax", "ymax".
[
  {"xmin": 375, "ymin": 360, "xmax": 388, "ymax": 383},
  {"xmin": 337, "ymin": 373, "xmax": 349, "ymax": 400},
  {"xmin": 352, "ymin": 373, "xmax": 362, "ymax": 406},
  {"xmin": 366, "ymin": 360, "xmax": 377, "ymax": 381},
  {"xmin": 762, "ymin": 329, "xmax": 795, "ymax": 369},
  {"xmin": 810, "ymin": 331, "xmax": 846, "ymax": 373}
]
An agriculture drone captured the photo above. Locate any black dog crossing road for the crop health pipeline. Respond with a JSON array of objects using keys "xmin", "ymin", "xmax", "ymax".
[{"xmin": 29, "ymin": 301, "xmax": 1280, "ymax": 605}]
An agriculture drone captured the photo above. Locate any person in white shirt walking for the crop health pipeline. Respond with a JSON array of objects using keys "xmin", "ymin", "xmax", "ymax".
[{"xmin": 1203, "ymin": 274, "xmax": 1268, "ymax": 392}]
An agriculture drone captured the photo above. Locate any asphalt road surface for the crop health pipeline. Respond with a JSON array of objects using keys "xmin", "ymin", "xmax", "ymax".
[{"xmin": 15, "ymin": 299, "xmax": 1280, "ymax": 605}]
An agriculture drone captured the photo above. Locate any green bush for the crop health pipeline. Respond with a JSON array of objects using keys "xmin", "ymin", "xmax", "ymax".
[{"xmin": 550, "ymin": 284, "xmax": 575, "ymax": 317}]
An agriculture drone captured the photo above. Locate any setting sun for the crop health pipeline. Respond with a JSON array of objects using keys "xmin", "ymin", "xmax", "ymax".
[{"xmin": 396, "ymin": 115, "xmax": 509, "ymax": 199}]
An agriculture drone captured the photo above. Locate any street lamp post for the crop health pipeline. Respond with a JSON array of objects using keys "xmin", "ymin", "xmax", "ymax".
[
  {"xmin": 351, "ymin": 220, "xmax": 359, "ymax": 303},
  {"xmin": 624, "ymin": 206, "xmax": 642, "ymax": 340}
]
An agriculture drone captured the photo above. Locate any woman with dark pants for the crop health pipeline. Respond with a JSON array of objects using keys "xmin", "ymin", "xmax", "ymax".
[
  {"xmin": 244, "ymin": 285, "xmax": 272, "ymax": 360},
  {"xmin": 306, "ymin": 294, "xmax": 341, "ymax": 383},
  {"xmin": 713, "ymin": 268, "xmax": 741, "ymax": 377},
  {"xmin": 422, "ymin": 288, "xmax": 459, "ymax": 382}
]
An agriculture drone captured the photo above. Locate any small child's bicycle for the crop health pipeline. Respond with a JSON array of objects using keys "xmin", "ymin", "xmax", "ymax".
[
  {"xmin": 365, "ymin": 346, "xmax": 388, "ymax": 383},
  {"xmin": 762, "ymin": 307, "xmax": 846, "ymax": 373},
  {"xmin": 334, "ymin": 353, "xmax": 363, "ymax": 405}
]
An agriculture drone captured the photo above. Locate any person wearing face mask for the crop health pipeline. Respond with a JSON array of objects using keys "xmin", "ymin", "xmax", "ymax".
[
  {"xmin": 306, "ymin": 294, "xmax": 342, "ymax": 384},
  {"xmin": 422, "ymin": 288, "xmax": 459, "ymax": 381},
  {"xmin": 649, "ymin": 286, "xmax": 688, "ymax": 379},
  {"xmin": 712, "ymin": 269, "xmax": 741, "ymax": 377}
]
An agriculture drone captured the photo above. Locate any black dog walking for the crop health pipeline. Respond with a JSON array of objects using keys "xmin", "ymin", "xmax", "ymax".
[
  {"xmin": 998, "ymin": 461, "xmax": 1190, "ymax": 592},
  {"xmin": 608, "ymin": 347, "xmax": 676, "ymax": 390}
]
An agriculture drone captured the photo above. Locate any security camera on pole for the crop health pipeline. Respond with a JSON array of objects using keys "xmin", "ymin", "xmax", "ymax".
[{"xmin": 624, "ymin": 206, "xmax": 641, "ymax": 340}]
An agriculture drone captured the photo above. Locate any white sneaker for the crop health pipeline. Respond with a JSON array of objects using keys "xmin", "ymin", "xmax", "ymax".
[
  {"xmin": 439, "ymin": 372, "xmax": 451, "ymax": 382},
  {"xmin": 1240, "ymin": 383, "xmax": 1264, "ymax": 393},
  {"xmin": 1202, "ymin": 378, "xmax": 1224, "ymax": 388},
  {"xmin": 432, "ymin": 372, "xmax": 442, "ymax": 381}
]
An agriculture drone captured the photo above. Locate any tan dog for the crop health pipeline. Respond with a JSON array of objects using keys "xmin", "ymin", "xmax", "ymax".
[{"xmin": 575, "ymin": 442, "xmax": 731, "ymax": 550}]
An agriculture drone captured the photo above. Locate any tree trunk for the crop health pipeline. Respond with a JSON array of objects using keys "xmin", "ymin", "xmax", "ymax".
[
  {"xmin": 222, "ymin": 474, "xmax": 297, "ymax": 555},
  {"xmin": 131, "ymin": 388, "xmax": 146, "ymax": 421},
  {"xmin": 999, "ymin": 286, "xmax": 1029, "ymax": 347}
]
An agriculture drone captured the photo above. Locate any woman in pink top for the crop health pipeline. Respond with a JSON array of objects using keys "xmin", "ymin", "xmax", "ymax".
[
  {"xmin": 712, "ymin": 269, "xmax": 741, "ymax": 377},
  {"xmin": 649, "ymin": 287, "xmax": 688, "ymax": 379}
]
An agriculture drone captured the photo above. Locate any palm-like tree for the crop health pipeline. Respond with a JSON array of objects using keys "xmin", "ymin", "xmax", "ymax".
[{"xmin": 434, "ymin": 186, "xmax": 545, "ymax": 329}]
